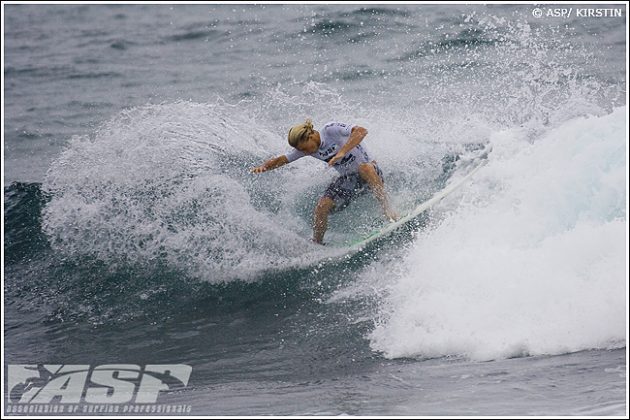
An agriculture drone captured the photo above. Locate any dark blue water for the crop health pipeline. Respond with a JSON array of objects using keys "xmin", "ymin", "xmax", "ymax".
[{"xmin": 4, "ymin": 4, "xmax": 627, "ymax": 415}]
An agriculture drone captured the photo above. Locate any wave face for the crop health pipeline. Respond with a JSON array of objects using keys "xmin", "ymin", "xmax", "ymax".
[{"xmin": 367, "ymin": 107, "xmax": 627, "ymax": 361}]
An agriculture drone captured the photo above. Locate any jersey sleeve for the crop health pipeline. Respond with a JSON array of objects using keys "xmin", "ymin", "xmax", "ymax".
[
  {"xmin": 324, "ymin": 122, "xmax": 355, "ymax": 141},
  {"xmin": 285, "ymin": 148, "xmax": 307, "ymax": 163}
]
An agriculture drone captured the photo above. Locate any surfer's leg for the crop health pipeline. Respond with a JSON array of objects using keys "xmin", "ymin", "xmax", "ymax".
[
  {"xmin": 313, "ymin": 176, "xmax": 356, "ymax": 243},
  {"xmin": 358, "ymin": 162, "xmax": 398, "ymax": 222},
  {"xmin": 313, "ymin": 196, "xmax": 335, "ymax": 244}
]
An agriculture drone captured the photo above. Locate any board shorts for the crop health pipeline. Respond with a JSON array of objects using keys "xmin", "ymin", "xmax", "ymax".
[{"xmin": 323, "ymin": 162, "xmax": 384, "ymax": 210}]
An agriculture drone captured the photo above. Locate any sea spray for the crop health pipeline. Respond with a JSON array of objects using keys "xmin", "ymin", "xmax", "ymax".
[{"xmin": 41, "ymin": 101, "xmax": 342, "ymax": 282}]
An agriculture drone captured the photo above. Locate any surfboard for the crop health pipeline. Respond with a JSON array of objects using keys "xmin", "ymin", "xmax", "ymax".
[{"xmin": 342, "ymin": 145, "xmax": 492, "ymax": 253}]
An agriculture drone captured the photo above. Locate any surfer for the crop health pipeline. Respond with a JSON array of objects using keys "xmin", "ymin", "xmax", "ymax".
[{"xmin": 251, "ymin": 119, "xmax": 398, "ymax": 244}]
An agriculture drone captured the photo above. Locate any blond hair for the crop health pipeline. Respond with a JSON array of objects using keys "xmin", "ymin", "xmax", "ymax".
[{"xmin": 288, "ymin": 119, "xmax": 314, "ymax": 147}]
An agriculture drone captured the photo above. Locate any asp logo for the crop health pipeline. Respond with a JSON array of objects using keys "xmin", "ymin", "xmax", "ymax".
[{"xmin": 7, "ymin": 364, "xmax": 192, "ymax": 404}]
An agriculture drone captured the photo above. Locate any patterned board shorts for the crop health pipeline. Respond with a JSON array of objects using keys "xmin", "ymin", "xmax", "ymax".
[{"xmin": 323, "ymin": 162, "xmax": 384, "ymax": 210}]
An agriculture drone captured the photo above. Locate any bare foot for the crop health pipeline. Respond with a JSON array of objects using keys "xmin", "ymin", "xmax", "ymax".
[{"xmin": 385, "ymin": 209, "xmax": 399, "ymax": 223}]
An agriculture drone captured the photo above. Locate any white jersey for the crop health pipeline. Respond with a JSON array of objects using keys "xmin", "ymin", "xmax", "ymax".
[{"xmin": 284, "ymin": 122, "xmax": 372, "ymax": 176}]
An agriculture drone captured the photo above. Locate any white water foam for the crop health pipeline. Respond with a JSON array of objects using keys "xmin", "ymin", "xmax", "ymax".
[{"xmin": 368, "ymin": 107, "xmax": 627, "ymax": 361}]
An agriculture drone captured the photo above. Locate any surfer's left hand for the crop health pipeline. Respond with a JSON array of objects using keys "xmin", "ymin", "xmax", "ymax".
[{"xmin": 328, "ymin": 152, "xmax": 345, "ymax": 166}]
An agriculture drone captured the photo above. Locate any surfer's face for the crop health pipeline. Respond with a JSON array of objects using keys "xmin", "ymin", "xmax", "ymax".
[{"xmin": 297, "ymin": 131, "xmax": 320, "ymax": 154}]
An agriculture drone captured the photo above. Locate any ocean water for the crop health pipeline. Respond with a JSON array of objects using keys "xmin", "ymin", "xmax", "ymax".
[{"xmin": 3, "ymin": 4, "xmax": 627, "ymax": 416}]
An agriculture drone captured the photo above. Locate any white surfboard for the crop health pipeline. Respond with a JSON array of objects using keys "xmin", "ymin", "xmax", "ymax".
[{"xmin": 343, "ymin": 145, "xmax": 491, "ymax": 253}]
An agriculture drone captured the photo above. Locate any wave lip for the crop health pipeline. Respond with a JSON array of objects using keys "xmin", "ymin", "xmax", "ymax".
[{"xmin": 369, "ymin": 107, "xmax": 627, "ymax": 361}]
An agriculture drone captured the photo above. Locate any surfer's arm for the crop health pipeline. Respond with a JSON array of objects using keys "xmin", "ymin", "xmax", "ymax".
[
  {"xmin": 251, "ymin": 155, "xmax": 289, "ymax": 173},
  {"xmin": 328, "ymin": 126, "xmax": 368, "ymax": 166}
]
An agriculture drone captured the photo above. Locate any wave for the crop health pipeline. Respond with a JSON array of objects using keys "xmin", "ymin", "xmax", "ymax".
[
  {"xmin": 65, "ymin": 71, "xmax": 123, "ymax": 80},
  {"xmin": 4, "ymin": 64, "xmax": 122, "ymax": 80},
  {"xmin": 366, "ymin": 107, "xmax": 627, "ymax": 361},
  {"xmin": 309, "ymin": 20, "xmax": 363, "ymax": 37},
  {"xmin": 110, "ymin": 39, "xmax": 136, "ymax": 50},
  {"xmin": 5, "ymin": 181, "xmax": 342, "ymax": 325},
  {"xmin": 164, "ymin": 29, "xmax": 222, "ymax": 43},
  {"xmin": 5, "ymin": 176, "xmax": 366, "ymax": 325},
  {"xmin": 436, "ymin": 27, "xmax": 497, "ymax": 49},
  {"xmin": 4, "ymin": 182, "xmax": 51, "ymax": 264},
  {"xmin": 348, "ymin": 7, "xmax": 411, "ymax": 18}
]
